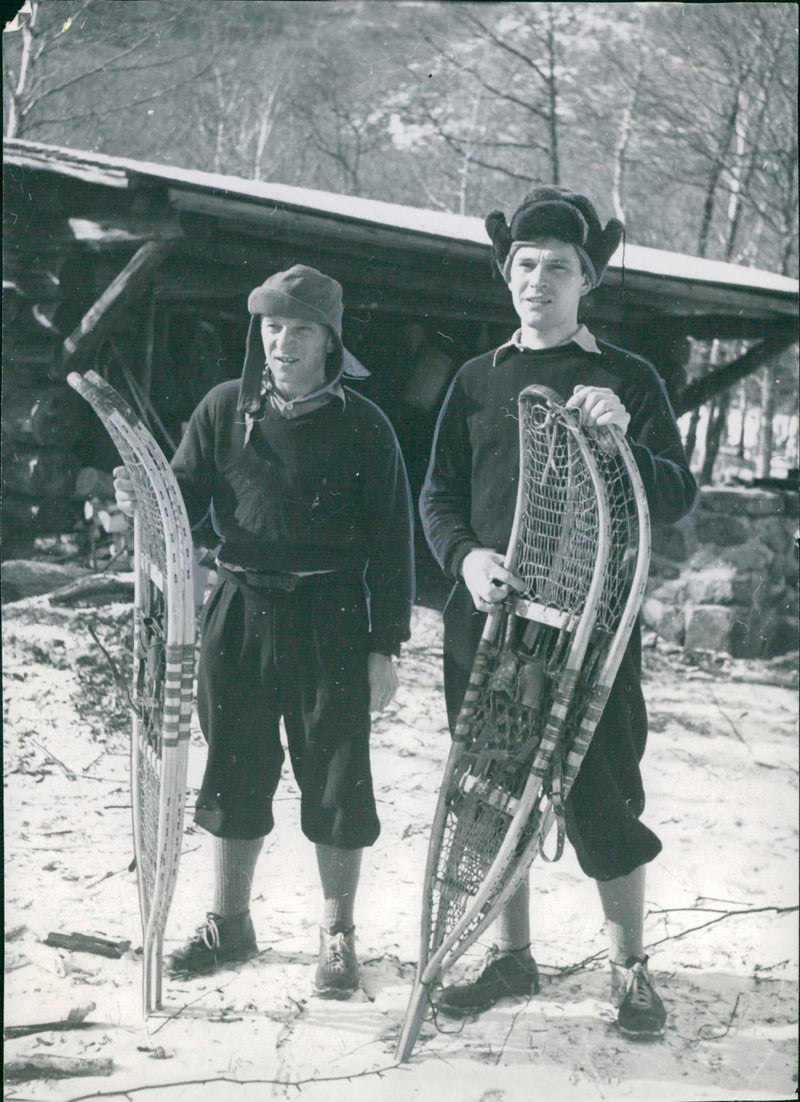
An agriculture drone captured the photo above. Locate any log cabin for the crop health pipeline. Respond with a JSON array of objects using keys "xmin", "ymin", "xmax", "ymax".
[{"xmin": 3, "ymin": 139, "xmax": 798, "ymax": 582}]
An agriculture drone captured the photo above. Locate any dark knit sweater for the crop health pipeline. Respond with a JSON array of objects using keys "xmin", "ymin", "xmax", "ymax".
[
  {"xmin": 172, "ymin": 380, "xmax": 414, "ymax": 655},
  {"xmin": 420, "ymin": 339, "xmax": 698, "ymax": 581}
]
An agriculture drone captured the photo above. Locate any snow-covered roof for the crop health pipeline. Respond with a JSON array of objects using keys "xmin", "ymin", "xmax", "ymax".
[{"xmin": 4, "ymin": 137, "xmax": 799, "ymax": 299}]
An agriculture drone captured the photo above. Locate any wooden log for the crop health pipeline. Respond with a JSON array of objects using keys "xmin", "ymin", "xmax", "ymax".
[
  {"xmin": 2, "ymin": 446, "xmax": 78, "ymax": 498},
  {"xmin": 60, "ymin": 240, "xmax": 172, "ymax": 368},
  {"xmin": 1, "ymin": 560, "xmax": 91, "ymax": 604},
  {"xmin": 44, "ymin": 931, "xmax": 132, "ymax": 958},
  {"xmin": 4, "ymin": 1054, "xmax": 113, "ymax": 1082},
  {"xmin": 1, "ymin": 385, "xmax": 88, "ymax": 447},
  {"xmin": 49, "ymin": 574, "xmax": 135, "ymax": 607}
]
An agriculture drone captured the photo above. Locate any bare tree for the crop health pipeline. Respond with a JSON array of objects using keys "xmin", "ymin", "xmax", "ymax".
[{"xmin": 3, "ymin": 0, "xmax": 215, "ymax": 141}]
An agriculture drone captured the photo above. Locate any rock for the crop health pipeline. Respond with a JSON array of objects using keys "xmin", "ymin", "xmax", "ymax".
[
  {"xmin": 641, "ymin": 597, "xmax": 685, "ymax": 644},
  {"xmin": 759, "ymin": 515, "xmax": 797, "ymax": 555},
  {"xmin": 728, "ymin": 607, "xmax": 783, "ymax": 659},
  {"xmin": 684, "ymin": 604, "xmax": 734, "ymax": 652},
  {"xmin": 695, "ymin": 513, "xmax": 750, "ymax": 547},
  {"xmin": 648, "ymin": 555, "xmax": 681, "ymax": 580},
  {"xmin": 780, "ymin": 490, "xmax": 799, "ymax": 520},
  {"xmin": 1, "ymin": 559, "xmax": 91, "ymax": 604},
  {"xmin": 651, "ymin": 524, "xmax": 689, "ymax": 561},
  {"xmin": 700, "ymin": 487, "xmax": 786, "ymax": 517},
  {"xmin": 721, "ymin": 543, "xmax": 775, "ymax": 572},
  {"xmin": 649, "ymin": 577, "xmax": 689, "ymax": 604},
  {"xmin": 687, "ymin": 566, "xmax": 735, "ymax": 605}
]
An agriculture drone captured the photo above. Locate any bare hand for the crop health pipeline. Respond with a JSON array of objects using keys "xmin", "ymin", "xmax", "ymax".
[
  {"xmin": 566, "ymin": 386, "xmax": 630, "ymax": 434},
  {"xmin": 368, "ymin": 652, "xmax": 398, "ymax": 712},
  {"xmin": 461, "ymin": 548, "xmax": 524, "ymax": 613},
  {"xmin": 112, "ymin": 465, "xmax": 137, "ymax": 517}
]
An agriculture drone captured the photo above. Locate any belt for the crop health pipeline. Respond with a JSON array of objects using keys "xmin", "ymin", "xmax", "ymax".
[{"xmin": 217, "ymin": 564, "xmax": 334, "ymax": 592}]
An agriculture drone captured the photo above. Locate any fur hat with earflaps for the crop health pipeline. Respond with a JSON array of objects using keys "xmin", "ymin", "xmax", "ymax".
[
  {"xmin": 485, "ymin": 187, "xmax": 624, "ymax": 287},
  {"xmin": 238, "ymin": 264, "xmax": 369, "ymax": 418}
]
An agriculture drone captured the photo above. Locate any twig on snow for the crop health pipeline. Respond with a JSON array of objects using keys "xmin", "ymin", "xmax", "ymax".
[
  {"xmin": 646, "ymin": 903, "xmax": 798, "ymax": 950},
  {"xmin": 29, "ymin": 738, "xmax": 77, "ymax": 780},
  {"xmin": 551, "ymin": 903, "xmax": 797, "ymax": 979},
  {"xmin": 55, "ymin": 1062, "xmax": 409, "ymax": 1101},
  {"xmin": 149, "ymin": 983, "xmax": 234, "ymax": 1036},
  {"xmin": 709, "ymin": 687, "xmax": 747, "ymax": 744},
  {"xmin": 698, "ymin": 992, "xmax": 742, "ymax": 1040}
]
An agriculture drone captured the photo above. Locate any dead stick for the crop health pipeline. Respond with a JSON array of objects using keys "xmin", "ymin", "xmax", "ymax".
[
  {"xmin": 710, "ymin": 687, "xmax": 747, "ymax": 744},
  {"xmin": 29, "ymin": 738, "xmax": 77, "ymax": 780},
  {"xmin": 698, "ymin": 992, "xmax": 742, "ymax": 1040},
  {"xmin": 47, "ymin": 1064, "xmax": 408, "ymax": 1101}
]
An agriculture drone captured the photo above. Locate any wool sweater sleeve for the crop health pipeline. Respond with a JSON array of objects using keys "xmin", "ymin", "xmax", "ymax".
[
  {"xmin": 170, "ymin": 390, "xmax": 218, "ymax": 531},
  {"xmin": 622, "ymin": 362, "xmax": 699, "ymax": 526},
  {"xmin": 356, "ymin": 404, "xmax": 415, "ymax": 656},
  {"xmin": 419, "ymin": 372, "xmax": 481, "ymax": 582}
]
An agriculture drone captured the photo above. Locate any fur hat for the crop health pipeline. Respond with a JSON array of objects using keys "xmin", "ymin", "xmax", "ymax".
[
  {"xmin": 485, "ymin": 187, "xmax": 624, "ymax": 287},
  {"xmin": 238, "ymin": 264, "xmax": 369, "ymax": 417}
]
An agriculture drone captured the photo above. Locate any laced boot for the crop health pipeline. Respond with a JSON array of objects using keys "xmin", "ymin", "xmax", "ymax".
[
  {"xmin": 166, "ymin": 911, "xmax": 257, "ymax": 977},
  {"xmin": 437, "ymin": 947, "xmax": 540, "ymax": 1018},
  {"xmin": 611, "ymin": 955, "xmax": 667, "ymax": 1039},
  {"xmin": 314, "ymin": 926, "xmax": 359, "ymax": 998}
]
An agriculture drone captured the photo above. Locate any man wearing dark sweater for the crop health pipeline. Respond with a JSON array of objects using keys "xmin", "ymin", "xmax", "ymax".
[
  {"xmin": 115, "ymin": 265, "xmax": 414, "ymax": 997},
  {"xmin": 420, "ymin": 188, "xmax": 697, "ymax": 1037}
]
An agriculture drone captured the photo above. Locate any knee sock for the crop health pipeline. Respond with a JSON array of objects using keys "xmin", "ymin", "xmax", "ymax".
[
  {"xmin": 315, "ymin": 845, "xmax": 362, "ymax": 933},
  {"xmin": 596, "ymin": 864, "xmax": 646, "ymax": 966},
  {"xmin": 494, "ymin": 878, "xmax": 532, "ymax": 957},
  {"xmin": 211, "ymin": 836, "xmax": 265, "ymax": 917}
]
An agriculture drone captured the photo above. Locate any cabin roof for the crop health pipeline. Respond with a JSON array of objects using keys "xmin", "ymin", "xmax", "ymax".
[{"xmin": 5, "ymin": 138, "xmax": 797, "ymax": 311}]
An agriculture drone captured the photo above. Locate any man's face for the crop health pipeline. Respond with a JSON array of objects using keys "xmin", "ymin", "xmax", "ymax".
[
  {"xmin": 508, "ymin": 239, "xmax": 591, "ymax": 336},
  {"xmin": 260, "ymin": 315, "xmax": 334, "ymax": 399}
]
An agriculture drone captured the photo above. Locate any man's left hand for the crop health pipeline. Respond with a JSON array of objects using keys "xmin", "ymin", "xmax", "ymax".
[
  {"xmin": 368, "ymin": 652, "xmax": 398, "ymax": 712},
  {"xmin": 566, "ymin": 386, "xmax": 630, "ymax": 434}
]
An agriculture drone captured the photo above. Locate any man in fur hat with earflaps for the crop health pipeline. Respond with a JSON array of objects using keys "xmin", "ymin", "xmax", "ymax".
[
  {"xmin": 420, "ymin": 187, "xmax": 698, "ymax": 1038},
  {"xmin": 114, "ymin": 264, "xmax": 414, "ymax": 998}
]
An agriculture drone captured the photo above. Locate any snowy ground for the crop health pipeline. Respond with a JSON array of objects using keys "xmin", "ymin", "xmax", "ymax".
[{"xmin": 3, "ymin": 593, "xmax": 798, "ymax": 1102}]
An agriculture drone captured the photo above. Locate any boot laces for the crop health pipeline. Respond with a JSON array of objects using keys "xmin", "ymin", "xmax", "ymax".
[
  {"xmin": 624, "ymin": 960, "xmax": 655, "ymax": 1009},
  {"xmin": 200, "ymin": 916, "xmax": 222, "ymax": 952},
  {"xmin": 326, "ymin": 931, "xmax": 349, "ymax": 972}
]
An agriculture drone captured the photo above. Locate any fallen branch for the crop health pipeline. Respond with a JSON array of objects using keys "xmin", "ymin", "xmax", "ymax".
[
  {"xmin": 48, "ymin": 1064, "xmax": 407, "ymax": 1101},
  {"xmin": 709, "ymin": 687, "xmax": 747, "ymax": 744},
  {"xmin": 646, "ymin": 903, "xmax": 798, "ymax": 950},
  {"xmin": 551, "ymin": 903, "xmax": 798, "ymax": 979},
  {"xmin": 4, "ymin": 1054, "xmax": 113, "ymax": 1082},
  {"xmin": 698, "ymin": 992, "xmax": 742, "ymax": 1040},
  {"xmin": 44, "ymin": 932, "xmax": 131, "ymax": 959},
  {"xmin": 27, "ymin": 739, "xmax": 124, "ymax": 784},
  {"xmin": 29, "ymin": 738, "xmax": 77, "ymax": 780},
  {"xmin": 149, "ymin": 982, "xmax": 233, "ymax": 1031}
]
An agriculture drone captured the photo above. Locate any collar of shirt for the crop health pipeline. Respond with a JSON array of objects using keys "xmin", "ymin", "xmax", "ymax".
[
  {"xmin": 262, "ymin": 373, "xmax": 347, "ymax": 420},
  {"xmin": 493, "ymin": 324, "xmax": 601, "ymax": 366}
]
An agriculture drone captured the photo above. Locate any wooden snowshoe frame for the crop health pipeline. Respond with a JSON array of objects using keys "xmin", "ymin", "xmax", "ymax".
[
  {"xmin": 397, "ymin": 385, "xmax": 651, "ymax": 1061},
  {"xmin": 67, "ymin": 369, "xmax": 195, "ymax": 1015}
]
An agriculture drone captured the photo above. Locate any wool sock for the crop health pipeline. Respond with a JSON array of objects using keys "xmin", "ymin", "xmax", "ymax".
[
  {"xmin": 316, "ymin": 844, "xmax": 362, "ymax": 933},
  {"xmin": 494, "ymin": 878, "xmax": 532, "ymax": 957},
  {"xmin": 595, "ymin": 864, "xmax": 646, "ymax": 966},
  {"xmin": 211, "ymin": 836, "xmax": 265, "ymax": 917}
]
